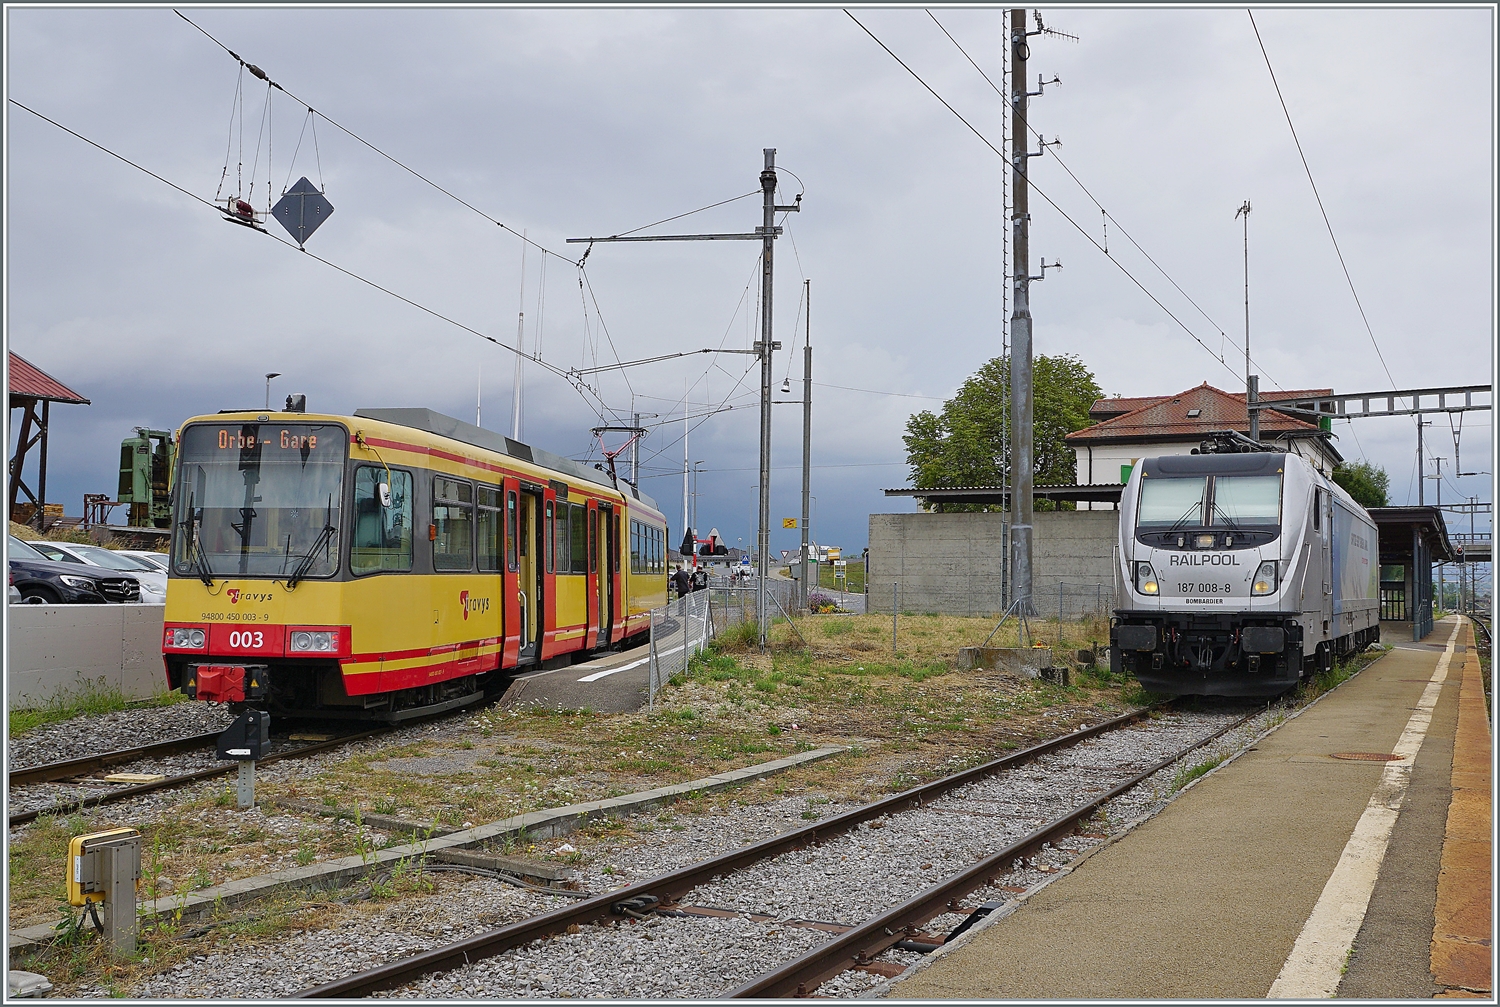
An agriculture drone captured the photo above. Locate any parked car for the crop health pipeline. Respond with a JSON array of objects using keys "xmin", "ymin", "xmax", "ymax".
[
  {"xmin": 26, "ymin": 541, "xmax": 167, "ymax": 603},
  {"xmin": 7, "ymin": 536, "xmax": 142, "ymax": 604},
  {"xmin": 119, "ymin": 550, "xmax": 169, "ymax": 573},
  {"xmin": 8, "ymin": 569, "xmax": 22, "ymax": 603}
]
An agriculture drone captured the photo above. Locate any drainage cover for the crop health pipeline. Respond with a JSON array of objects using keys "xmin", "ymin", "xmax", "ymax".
[{"xmin": 1330, "ymin": 752, "xmax": 1403, "ymax": 761}]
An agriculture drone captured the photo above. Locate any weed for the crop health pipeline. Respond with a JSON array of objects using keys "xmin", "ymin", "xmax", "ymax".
[
  {"xmin": 1170, "ymin": 753, "xmax": 1225, "ymax": 792},
  {"xmin": 9, "ymin": 680, "xmax": 185, "ymax": 737}
]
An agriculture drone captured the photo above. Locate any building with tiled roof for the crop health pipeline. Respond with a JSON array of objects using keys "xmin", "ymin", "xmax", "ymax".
[{"xmin": 1067, "ymin": 382, "xmax": 1342, "ymax": 509}]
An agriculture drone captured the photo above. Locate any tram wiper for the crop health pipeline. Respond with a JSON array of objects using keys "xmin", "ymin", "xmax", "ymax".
[
  {"xmin": 287, "ymin": 497, "xmax": 336, "ymax": 589},
  {"xmin": 178, "ymin": 493, "xmax": 215, "ymax": 587}
]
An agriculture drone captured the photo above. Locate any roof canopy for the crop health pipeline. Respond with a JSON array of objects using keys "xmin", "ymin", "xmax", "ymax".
[
  {"xmin": 8, "ymin": 352, "xmax": 90, "ymax": 405},
  {"xmin": 1368, "ymin": 506, "xmax": 1456, "ymax": 563}
]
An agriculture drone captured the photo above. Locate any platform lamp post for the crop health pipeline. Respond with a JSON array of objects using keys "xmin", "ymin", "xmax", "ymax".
[{"xmin": 264, "ymin": 372, "xmax": 281, "ymax": 410}]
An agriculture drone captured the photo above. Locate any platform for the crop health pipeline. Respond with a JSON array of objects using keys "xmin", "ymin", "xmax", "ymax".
[
  {"xmin": 496, "ymin": 643, "xmax": 656, "ymax": 714},
  {"xmin": 886, "ymin": 615, "xmax": 1492, "ymax": 999}
]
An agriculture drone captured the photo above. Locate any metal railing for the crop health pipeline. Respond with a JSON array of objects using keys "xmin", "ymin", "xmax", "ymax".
[{"xmin": 646, "ymin": 590, "xmax": 714, "ymax": 707}]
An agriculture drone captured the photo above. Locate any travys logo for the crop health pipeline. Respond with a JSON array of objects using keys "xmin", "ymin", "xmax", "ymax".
[
  {"xmin": 459, "ymin": 590, "xmax": 491, "ymax": 620},
  {"xmin": 226, "ymin": 589, "xmax": 274, "ymax": 604}
]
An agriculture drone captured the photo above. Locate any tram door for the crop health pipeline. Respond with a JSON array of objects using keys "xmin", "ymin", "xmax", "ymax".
[
  {"xmin": 597, "ymin": 504, "xmax": 615, "ymax": 647},
  {"xmin": 516, "ymin": 488, "xmax": 542, "ymax": 663},
  {"xmin": 501, "ymin": 479, "xmax": 521, "ymax": 668},
  {"xmin": 585, "ymin": 502, "xmax": 599, "ymax": 649}
]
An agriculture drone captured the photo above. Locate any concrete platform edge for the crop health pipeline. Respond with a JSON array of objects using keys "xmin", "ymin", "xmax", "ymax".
[
  {"xmin": 863, "ymin": 653, "xmax": 1386, "ymax": 1000},
  {"xmin": 7, "ymin": 745, "xmax": 846, "ymax": 953}
]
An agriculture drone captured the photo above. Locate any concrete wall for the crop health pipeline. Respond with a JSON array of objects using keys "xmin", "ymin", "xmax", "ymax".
[
  {"xmin": 867, "ymin": 510, "xmax": 1119, "ymax": 617},
  {"xmin": 6, "ymin": 604, "xmax": 167, "ymax": 708}
]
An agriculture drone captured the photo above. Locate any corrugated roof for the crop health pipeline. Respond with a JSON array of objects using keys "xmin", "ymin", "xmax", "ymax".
[
  {"xmin": 8, "ymin": 352, "xmax": 90, "ymax": 404},
  {"xmin": 1068, "ymin": 382, "xmax": 1323, "ymax": 443}
]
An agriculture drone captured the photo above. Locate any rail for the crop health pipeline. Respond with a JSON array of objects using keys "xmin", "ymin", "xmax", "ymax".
[
  {"xmin": 8, "ymin": 728, "xmax": 389, "ymax": 828},
  {"xmin": 291, "ymin": 702, "xmax": 1193, "ymax": 998},
  {"xmin": 8, "ymin": 731, "xmax": 222, "ymax": 788}
]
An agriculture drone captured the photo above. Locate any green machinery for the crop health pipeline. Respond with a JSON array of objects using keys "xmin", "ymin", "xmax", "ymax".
[{"xmin": 118, "ymin": 428, "xmax": 175, "ymax": 528}]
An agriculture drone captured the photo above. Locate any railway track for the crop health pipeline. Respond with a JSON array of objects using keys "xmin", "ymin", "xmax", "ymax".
[
  {"xmin": 292, "ymin": 702, "xmax": 1258, "ymax": 998},
  {"xmin": 8, "ymin": 731, "xmax": 224, "ymax": 787},
  {"xmin": 8, "ymin": 728, "xmax": 390, "ymax": 828}
]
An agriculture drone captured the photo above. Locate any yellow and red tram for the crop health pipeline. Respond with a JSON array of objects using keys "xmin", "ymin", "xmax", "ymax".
[{"xmin": 161, "ymin": 407, "xmax": 668, "ymax": 719}]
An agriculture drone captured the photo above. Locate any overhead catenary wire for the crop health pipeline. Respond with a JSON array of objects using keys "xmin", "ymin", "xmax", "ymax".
[
  {"xmin": 924, "ymin": 9, "xmax": 1282, "ymax": 391},
  {"xmin": 1247, "ymin": 9, "xmax": 1399, "ymax": 395},
  {"xmin": 174, "ymin": 8, "xmax": 579, "ymax": 267},
  {"xmin": 922, "ymin": 8, "xmax": 1286, "ymax": 391},
  {"xmin": 845, "ymin": 10, "xmax": 1245, "ymax": 387},
  {"xmin": 8, "ymin": 97, "xmax": 612, "ymax": 420}
]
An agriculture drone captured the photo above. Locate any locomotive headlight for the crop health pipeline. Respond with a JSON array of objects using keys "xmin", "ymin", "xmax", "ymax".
[
  {"xmin": 290, "ymin": 630, "xmax": 337, "ymax": 652},
  {"xmin": 166, "ymin": 627, "xmax": 206, "ymax": 649},
  {"xmin": 1252, "ymin": 561, "xmax": 1278, "ymax": 596},
  {"xmin": 1134, "ymin": 562, "xmax": 1159, "ymax": 596}
]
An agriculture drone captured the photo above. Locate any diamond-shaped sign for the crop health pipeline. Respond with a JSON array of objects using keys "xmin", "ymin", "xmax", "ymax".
[{"xmin": 271, "ymin": 177, "xmax": 334, "ymax": 246}]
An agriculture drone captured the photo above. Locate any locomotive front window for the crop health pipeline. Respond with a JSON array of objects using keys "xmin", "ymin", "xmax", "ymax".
[
  {"xmin": 1136, "ymin": 476, "xmax": 1207, "ymax": 528},
  {"xmin": 1212, "ymin": 475, "xmax": 1281, "ymax": 526},
  {"xmin": 172, "ymin": 423, "xmax": 346, "ymax": 579}
]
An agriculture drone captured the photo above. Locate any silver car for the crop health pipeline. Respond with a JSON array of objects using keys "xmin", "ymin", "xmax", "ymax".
[
  {"xmin": 25, "ymin": 541, "xmax": 167, "ymax": 603},
  {"xmin": 119, "ymin": 549, "xmax": 170, "ymax": 573}
]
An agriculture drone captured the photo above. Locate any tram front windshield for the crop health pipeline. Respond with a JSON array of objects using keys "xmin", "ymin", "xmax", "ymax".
[{"xmin": 172, "ymin": 423, "xmax": 346, "ymax": 579}]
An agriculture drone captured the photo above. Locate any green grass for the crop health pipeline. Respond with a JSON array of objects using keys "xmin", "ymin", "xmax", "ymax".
[
  {"xmin": 1169, "ymin": 753, "xmax": 1225, "ymax": 792},
  {"xmin": 8, "ymin": 680, "xmax": 186, "ymax": 737}
]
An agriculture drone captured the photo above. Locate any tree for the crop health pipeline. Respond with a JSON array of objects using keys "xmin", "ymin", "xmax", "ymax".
[
  {"xmin": 902, "ymin": 354, "xmax": 1101, "ymax": 512},
  {"xmin": 1332, "ymin": 461, "xmax": 1389, "ymax": 508}
]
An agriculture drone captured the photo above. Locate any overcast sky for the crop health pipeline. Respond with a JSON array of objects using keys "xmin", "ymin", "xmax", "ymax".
[{"xmin": 6, "ymin": 5, "xmax": 1495, "ymax": 557}]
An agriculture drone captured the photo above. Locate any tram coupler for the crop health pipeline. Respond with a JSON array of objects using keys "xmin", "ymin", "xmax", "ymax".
[{"xmin": 216, "ymin": 710, "xmax": 270, "ymax": 809}]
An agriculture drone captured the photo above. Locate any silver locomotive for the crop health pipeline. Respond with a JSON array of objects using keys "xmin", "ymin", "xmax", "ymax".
[{"xmin": 1110, "ymin": 441, "xmax": 1380, "ymax": 697}]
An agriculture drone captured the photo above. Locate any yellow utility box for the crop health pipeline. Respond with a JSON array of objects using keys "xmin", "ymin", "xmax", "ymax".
[{"xmin": 67, "ymin": 828, "xmax": 141, "ymax": 906}]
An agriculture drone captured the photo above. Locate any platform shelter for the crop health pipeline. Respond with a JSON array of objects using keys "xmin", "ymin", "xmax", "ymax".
[{"xmin": 1369, "ymin": 506, "xmax": 1454, "ymax": 641}]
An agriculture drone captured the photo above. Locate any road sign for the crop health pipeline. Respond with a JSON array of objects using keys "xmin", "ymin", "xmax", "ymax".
[
  {"xmin": 782, "ymin": 518, "xmax": 797, "ymax": 529},
  {"xmin": 834, "ymin": 560, "xmax": 847, "ymax": 567}
]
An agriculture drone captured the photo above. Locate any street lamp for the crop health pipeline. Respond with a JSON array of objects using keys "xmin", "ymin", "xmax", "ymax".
[{"xmin": 265, "ymin": 372, "xmax": 282, "ymax": 409}]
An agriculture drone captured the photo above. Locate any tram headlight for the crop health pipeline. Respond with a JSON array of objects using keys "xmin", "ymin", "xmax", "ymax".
[
  {"xmin": 289, "ymin": 630, "xmax": 337, "ymax": 652},
  {"xmin": 1134, "ymin": 562, "xmax": 1159, "ymax": 596},
  {"xmin": 1252, "ymin": 561, "xmax": 1279, "ymax": 596},
  {"xmin": 166, "ymin": 627, "xmax": 206, "ymax": 649}
]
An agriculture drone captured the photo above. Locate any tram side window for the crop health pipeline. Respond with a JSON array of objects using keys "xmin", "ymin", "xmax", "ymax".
[
  {"xmin": 630, "ymin": 521, "xmax": 641, "ymax": 574},
  {"xmin": 570, "ymin": 503, "xmax": 587, "ymax": 574},
  {"xmin": 351, "ymin": 467, "xmax": 413, "ymax": 575},
  {"xmin": 545, "ymin": 500, "xmax": 555, "ymax": 574},
  {"xmin": 554, "ymin": 502, "xmax": 569, "ymax": 572},
  {"xmin": 507, "ymin": 491, "xmax": 519, "ymax": 572},
  {"xmin": 477, "ymin": 486, "xmax": 502, "ymax": 572},
  {"xmin": 433, "ymin": 476, "xmax": 474, "ymax": 571}
]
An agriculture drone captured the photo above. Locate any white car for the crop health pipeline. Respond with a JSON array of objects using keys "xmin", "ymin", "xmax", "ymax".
[
  {"xmin": 25, "ymin": 541, "xmax": 167, "ymax": 603},
  {"xmin": 119, "ymin": 550, "xmax": 170, "ymax": 573}
]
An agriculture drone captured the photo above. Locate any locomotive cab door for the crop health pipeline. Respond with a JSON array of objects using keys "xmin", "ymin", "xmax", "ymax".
[{"xmin": 597, "ymin": 503, "xmax": 615, "ymax": 647}]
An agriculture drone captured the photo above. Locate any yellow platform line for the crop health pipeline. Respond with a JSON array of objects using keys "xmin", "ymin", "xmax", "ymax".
[{"xmin": 1432, "ymin": 618, "xmax": 1493, "ymax": 996}]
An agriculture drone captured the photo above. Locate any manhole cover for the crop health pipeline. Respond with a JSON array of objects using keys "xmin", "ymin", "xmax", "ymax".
[{"xmin": 1330, "ymin": 752, "xmax": 1403, "ymax": 761}]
